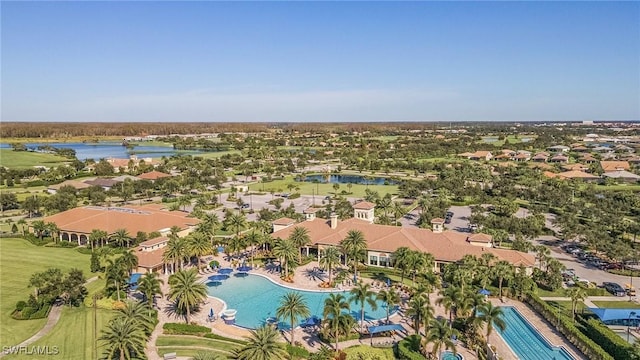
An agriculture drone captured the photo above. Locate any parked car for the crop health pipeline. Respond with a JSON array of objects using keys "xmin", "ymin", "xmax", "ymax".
[{"xmin": 603, "ymin": 282, "xmax": 626, "ymax": 297}]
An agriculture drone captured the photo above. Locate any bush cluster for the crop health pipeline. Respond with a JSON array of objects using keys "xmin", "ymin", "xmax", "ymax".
[
  {"xmin": 163, "ymin": 323, "xmax": 211, "ymax": 336},
  {"xmin": 577, "ymin": 316, "xmax": 634, "ymax": 360},
  {"xmin": 394, "ymin": 335, "xmax": 425, "ymax": 360}
]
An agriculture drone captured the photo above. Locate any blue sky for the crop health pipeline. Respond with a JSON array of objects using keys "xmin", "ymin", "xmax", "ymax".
[{"xmin": 2, "ymin": 1, "xmax": 638, "ymax": 122}]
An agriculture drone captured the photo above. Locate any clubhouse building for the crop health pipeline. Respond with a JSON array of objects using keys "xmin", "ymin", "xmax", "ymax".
[{"xmin": 272, "ymin": 202, "xmax": 535, "ymax": 272}]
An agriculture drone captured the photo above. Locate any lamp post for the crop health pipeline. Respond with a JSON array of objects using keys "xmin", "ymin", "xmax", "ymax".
[{"xmin": 628, "ymin": 311, "xmax": 637, "ymax": 342}]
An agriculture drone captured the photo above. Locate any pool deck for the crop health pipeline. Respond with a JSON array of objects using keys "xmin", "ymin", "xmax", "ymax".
[{"xmin": 148, "ymin": 256, "xmax": 587, "ymax": 360}]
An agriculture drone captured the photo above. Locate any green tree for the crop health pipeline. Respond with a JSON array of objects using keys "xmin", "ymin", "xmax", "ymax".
[
  {"xmin": 115, "ymin": 300, "xmax": 156, "ymax": 336},
  {"xmin": 349, "ymin": 283, "xmax": 378, "ymax": 332},
  {"xmin": 566, "ymin": 287, "xmax": 586, "ymax": 321},
  {"xmin": 188, "ymin": 232, "xmax": 212, "ymax": 270},
  {"xmin": 492, "ymin": 261, "xmax": 514, "ymax": 300},
  {"xmin": 273, "ymin": 238, "xmax": 297, "ymax": 278},
  {"xmin": 323, "ymin": 293, "xmax": 351, "ymax": 350},
  {"xmin": 99, "ymin": 317, "xmax": 146, "ymax": 360},
  {"xmin": 376, "ymin": 288, "xmax": 400, "ymax": 324},
  {"xmin": 288, "ymin": 226, "xmax": 311, "ymax": 265},
  {"xmin": 392, "ymin": 247, "xmax": 411, "ymax": 284},
  {"xmin": 406, "ymin": 295, "xmax": 434, "ymax": 335},
  {"xmin": 119, "ymin": 250, "xmax": 138, "ymax": 276},
  {"xmin": 425, "ymin": 317, "xmax": 459, "ymax": 359},
  {"xmin": 137, "ymin": 272, "xmax": 163, "ymax": 309},
  {"xmin": 319, "ymin": 246, "xmax": 341, "ymax": 285},
  {"xmin": 275, "ymin": 292, "xmax": 311, "ymax": 345},
  {"xmin": 168, "ymin": 269, "xmax": 207, "ymax": 324},
  {"xmin": 234, "ymin": 325, "xmax": 287, "ymax": 360},
  {"xmin": 111, "ymin": 228, "xmax": 131, "ymax": 248},
  {"xmin": 106, "ymin": 259, "xmax": 128, "ymax": 302},
  {"xmin": 477, "ymin": 302, "xmax": 506, "ymax": 340},
  {"xmin": 340, "ymin": 230, "xmax": 367, "ymax": 279}
]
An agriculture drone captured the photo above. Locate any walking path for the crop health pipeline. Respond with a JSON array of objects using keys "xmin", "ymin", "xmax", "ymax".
[{"xmin": 0, "ymin": 276, "xmax": 99, "ymax": 358}]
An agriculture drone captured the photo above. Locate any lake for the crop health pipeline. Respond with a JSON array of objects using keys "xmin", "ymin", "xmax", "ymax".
[
  {"xmin": 301, "ymin": 174, "xmax": 397, "ymax": 185},
  {"xmin": 0, "ymin": 142, "xmax": 200, "ymax": 161}
]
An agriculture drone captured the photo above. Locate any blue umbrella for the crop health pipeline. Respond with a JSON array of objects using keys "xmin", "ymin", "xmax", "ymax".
[
  {"xmin": 238, "ymin": 265, "xmax": 252, "ymax": 272},
  {"xmin": 208, "ymin": 274, "xmax": 229, "ymax": 281},
  {"xmin": 479, "ymin": 289, "xmax": 491, "ymax": 296},
  {"xmin": 386, "ymin": 278, "xmax": 391, "ymax": 287},
  {"xmin": 218, "ymin": 268, "xmax": 233, "ymax": 274},
  {"xmin": 209, "ymin": 308, "xmax": 214, "ymax": 317}
]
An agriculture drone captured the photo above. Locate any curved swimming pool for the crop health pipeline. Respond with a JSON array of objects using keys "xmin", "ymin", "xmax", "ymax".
[{"xmin": 206, "ymin": 273, "xmax": 393, "ymax": 329}]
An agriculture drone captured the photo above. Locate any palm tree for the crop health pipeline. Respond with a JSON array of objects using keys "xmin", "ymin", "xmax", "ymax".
[
  {"xmin": 198, "ymin": 213, "xmax": 220, "ymax": 245},
  {"xmin": 273, "ymin": 238, "xmax": 297, "ymax": 278},
  {"xmin": 323, "ymin": 293, "xmax": 351, "ymax": 350},
  {"xmin": 234, "ymin": 325, "xmax": 287, "ymax": 360},
  {"xmin": 566, "ymin": 287, "xmax": 586, "ymax": 321},
  {"xmin": 319, "ymin": 246, "xmax": 341, "ymax": 285},
  {"xmin": 492, "ymin": 261, "xmax": 514, "ymax": 300},
  {"xmin": 164, "ymin": 236, "xmax": 188, "ymax": 271},
  {"xmin": 168, "ymin": 269, "xmax": 208, "ymax": 324},
  {"xmin": 188, "ymin": 232, "xmax": 212, "ymax": 270},
  {"xmin": 17, "ymin": 218, "xmax": 27, "ymax": 235},
  {"xmin": 115, "ymin": 300, "xmax": 156, "ymax": 335},
  {"xmin": 340, "ymin": 229, "xmax": 367, "ymax": 279},
  {"xmin": 119, "ymin": 250, "xmax": 138, "ymax": 276},
  {"xmin": 191, "ymin": 352, "xmax": 225, "ymax": 360},
  {"xmin": 106, "ymin": 259, "xmax": 128, "ymax": 302},
  {"xmin": 349, "ymin": 283, "xmax": 378, "ymax": 332},
  {"xmin": 392, "ymin": 247, "xmax": 411, "ymax": 284},
  {"xmin": 137, "ymin": 272, "xmax": 163, "ymax": 309},
  {"xmin": 112, "ymin": 228, "xmax": 131, "ymax": 248},
  {"xmin": 89, "ymin": 229, "xmax": 108, "ymax": 251},
  {"xmin": 99, "ymin": 317, "xmax": 146, "ymax": 360},
  {"xmin": 46, "ymin": 222, "xmax": 60, "ymax": 243},
  {"xmin": 226, "ymin": 211, "xmax": 247, "ymax": 238},
  {"xmin": 275, "ymin": 292, "xmax": 310, "ymax": 344},
  {"xmin": 31, "ymin": 220, "xmax": 47, "ymax": 240},
  {"xmin": 535, "ymin": 245, "xmax": 551, "ymax": 270},
  {"xmin": 392, "ymin": 201, "xmax": 405, "ymax": 226},
  {"xmin": 376, "ymin": 288, "xmax": 400, "ymax": 324},
  {"xmin": 406, "ymin": 295, "xmax": 434, "ymax": 335},
  {"xmin": 288, "ymin": 226, "xmax": 311, "ymax": 264},
  {"xmin": 425, "ymin": 317, "xmax": 459, "ymax": 359},
  {"xmin": 477, "ymin": 302, "xmax": 507, "ymax": 340}
]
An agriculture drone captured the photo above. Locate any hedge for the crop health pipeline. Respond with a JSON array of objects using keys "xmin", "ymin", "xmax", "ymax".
[
  {"xmin": 163, "ymin": 323, "xmax": 211, "ymax": 336},
  {"xmin": 526, "ymin": 295, "xmax": 613, "ymax": 360},
  {"xmin": 394, "ymin": 335, "xmax": 425, "ymax": 360},
  {"xmin": 577, "ymin": 316, "xmax": 634, "ymax": 360},
  {"xmin": 203, "ymin": 333, "xmax": 247, "ymax": 344}
]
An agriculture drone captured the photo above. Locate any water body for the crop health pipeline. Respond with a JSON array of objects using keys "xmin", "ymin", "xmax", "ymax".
[
  {"xmin": 0, "ymin": 142, "xmax": 201, "ymax": 161},
  {"xmin": 302, "ymin": 174, "xmax": 397, "ymax": 185}
]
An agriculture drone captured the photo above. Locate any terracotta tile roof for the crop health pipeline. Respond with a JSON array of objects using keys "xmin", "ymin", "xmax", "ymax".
[
  {"xmin": 543, "ymin": 171, "xmax": 559, "ymax": 179},
  {"xmin": 556, "ymin": 170, "xmax": 600, "ymax": 180},
  {"xmin": 468, "ymin": 233, "xmax": 493, "ymax": 242},
  {"xmin": 272, "ymin": 217, "xmax": 296, "ymax": 226},
  {"xmin": 562, "ymin": 164, "xmax": 589, "ymax": 172},
  {"xmin": 304, "ymin": 208, "xmax": 320, "ymax": 214},
  {"xmin": 135, "ymin": 247, "xmax": 165, "ymax": 268},
  {"xmin": 603, "ymin": 170, "xmax": 640, "ymax": 180},
  {"xmin": 431, "ymin": 218, "xmax": 445, "ymax": 224},
  {"xmin": 353, "ymin": 201, "xmax": 376, "ymax": 210},
  {"xmin": 44, "ymin": 205, "xmax": 199, "ymax": 235},
  {"xmin": 137, "ymin": 171, "xmax": 171, "ymax": 180},
  {"xmin": 272, "ymin": 218, "xmax": 534, "ymax": 267},
  {"xmin": 139, "ymin": 236, "xmax": 169, "ymax": 247},
  {"xmin": 600, "ymin": 161, "xmax": 630, "ymax": 172},
  {"xmin": 84, "ymin": 178, "xmax": 120, "ymax": 187},
  {"xmin": 48, "ymin": 180, "xmax": 92, "ymax": 191}
]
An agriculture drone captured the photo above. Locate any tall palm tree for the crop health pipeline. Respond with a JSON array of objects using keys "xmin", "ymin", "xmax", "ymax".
[
  {"xmin": 168, "ymin": 269, "xmax": 208, "ymax": 324},
  {"xmin": 273, "ymin": 238, "xmax": 297, "ymax": 278},
  {"xmin": 340, "ymin": 230, "xmax": 367, "ymax": 279},
  {"xmin": 119, "ymin": 250, "xmax": 138, "ymax": 276},
  {"xmin": 137, "ymin": 272, "xmax": 163, "ymax": 309},
  {"xmin": 89, "ymin": 229, "xmax": 108, "ymax": 250},
  {"xmin": 198, "ymin": 213, "xmax": 220, "ymax": 242},
  {"xmin": 188, "ymin": 232, "xmax": 212, "ymax": 270},
  {"xmin": 164, "ymin": 237, "xmax": 188, "ymax": 271},
  {"xmin": 323, "ymin": 293, "xmax": 351, "ymax": 350},
  {"xmin": 566, "ymin": 287, "xmax": 587, "ymax": 321},
  {"xmin": 99, "ymin": 317, "xmax": 147, "ymax": 360},
  {"xmin": 437, "ymin": 285, "xmax": 464, "ymax": 323},
  {"xmin": 349, "ymin": 282, "xmax": 378, "ymax": 332},
  {"xmin": 392, "ymin": 201, "xmax": 406, "ymax": 226},
  {"xmin": 106, "ymin": 259, "xmax": 128, "ymax": 302},
  {"xmin": 319, "ymin": 246, "xmax": 341, "ymax": 285},
  {"xmin": 234, "ymin": 325, "xmax": 287, "ymax": 360},
  {"xmin": 492, "ymin": 261, "xmax": 514, "ymax": 300},
  {"xmin": 376, "ymin": 288, "xmax": 400, "ymax": 324},
  {"xmin": 191, "ymin": 352, "xmax": 225, "ymax": 360},
  {"xmin": 425, "ymin": 317, "xmax": 459, "ymax": 359},
  {"xmin": 226, "ymin": 211, "xmax": 247, "ymax": 238},
  {"xmin": 477, "ymin": 302, "xmax": 506, "ymax": 340},
  {"xmin": 392, "ymin": 247, "xmax": 411, "ymax": 284},
  {"xmin": 31, "ymin": 220, "xmax": 47, "ymax": 240},
  {"xmin": 288, "ymin": 226, "xmax": 311, "ymax": 264},
  {"xmin": 275, "ymin": 292, "xmax": 310, "ymax": 344},
  {"xmin": 112, "ymin": 228, "xmax": 131, "ymax": 248},
  {"xmin": 406, "ymin": 295, "xmax": 434, "ymax": 335},
  {"xmin": 115, "ymin": 300, "xmax": 156, "ymax": 335}
]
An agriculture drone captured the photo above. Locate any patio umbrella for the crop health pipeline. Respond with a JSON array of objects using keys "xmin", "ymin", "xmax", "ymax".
[
  {"xmin": 209, "ymin": 308, "xmax": 214, "ymax": 317},
  {"xmin": 208, "ymin": 274, "xmax": 229, "ymax": 281},
  {"xmin": 237, "ymin": 265, "xmax": 252, "ymax": 272},
  {"xmin": 479, "ymin": 289, "xmax": 491, "ymax": 296},
  {"xmin": 386, "ymin": 278, "xmax": 391, "ymax": 287},
  {"xmin": 218, "ymin": 268, "xmax": 233, "ymax": 274}
]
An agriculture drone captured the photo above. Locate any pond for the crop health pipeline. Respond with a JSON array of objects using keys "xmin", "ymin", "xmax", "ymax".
[
  {"xmin": 0, "ymin": 142, "xmax": 202, "ymax": 161},
  {"xmin": 300, "ymin": 174, "xmax": 398, "ymax": 185}
]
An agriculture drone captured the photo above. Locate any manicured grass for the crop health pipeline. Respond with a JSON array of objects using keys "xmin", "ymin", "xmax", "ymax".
[
  {"xmin": 344, "ymin": 345, "xmax": 395, "ymax": 360},
  {"xmin": 0, "ymin": 238, "xmax": 94, "ymax": 346},
  {"xmin": 594, "ymin": 184, "xmax": 640, "ymax": 192},
  {"xmin": 546, "ymin": 300, "xmax": 586, "ymax": 315},
  {"xmin": 4, "ymin": 307, "xmax": 115, "ymax": 360},
  {"xmin": 156, "ymin": 335, "xmax": 240, "ymax": 353},
  {"xmin": 156, "ymin": 347, "xmax": 231, "ymax": 359},
  {"xmin": 249, "ymin": 175, "xmax": 399, "ymax": 198},
  {"xmin": 196, "ymin": 150, "xmax": 242, "ymax": 159},
  {"xmin": 0, "ymin": 149, "xmax": 69, "ymax": 169},
  {"xmin": 537, "ymin": 288, "xmax": 568, "ymax": 298},
  {"xmin": 592, "ymin": 301, "xmax": 640, "ymax": 309}
]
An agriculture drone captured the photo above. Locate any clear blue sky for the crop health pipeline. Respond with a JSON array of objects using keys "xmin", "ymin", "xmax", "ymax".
[{"xmin": 2, "ymin": 1, "xmax": 638, "ymax": 122}]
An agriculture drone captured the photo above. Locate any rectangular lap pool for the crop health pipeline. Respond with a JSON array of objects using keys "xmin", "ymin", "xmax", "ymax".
[{"xmin": 496, "ymin": 306, "xmax": 575, "ymax": 360}]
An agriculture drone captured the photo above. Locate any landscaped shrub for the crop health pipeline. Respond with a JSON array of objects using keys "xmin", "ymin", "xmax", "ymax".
[
  {"xmin": 526, "ymin": 295, "xmax": 613, "ymax": 360},
  {"xmin": 209, "ymin": 260, "xmax": 220, "ymax": 268},
  {"xmin": 163, "ymin": 323, "xmax": 211, "ymax": 336},
  {"xmin": 23, "ymin": 234, "xmax": 51, "ymax": 246},
  {"xmin": 20, "ymin": 307, "xmax": 34, "ymax": 319},
  {"xmin": 286, "ymin": 344, "xmax": 310, "ymax": 359},
  {"xmin": 577, "ymin": 316, "xmax": 634, "ymax": 360},
  {"xmin": 29, "ymin": 304, "xmax": 51, "ymax": 319},
  {"xmin": 394, "ymin": 335, "xmax": 425, "ymax": 360},
  {"xmin": 288, "ymin": 193, "xmax": 301, "ymax": 200},
  {"xmin": 15, "ymin": 301, "xmax": 26, "ymax": 311},
  {"xmin": 203, "ymin": 333, "xmax": 247, "ymax": 344}
]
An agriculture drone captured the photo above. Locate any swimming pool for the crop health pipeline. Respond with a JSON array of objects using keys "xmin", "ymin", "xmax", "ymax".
[
  {"xmin": 496, "ymin": 306, "xmax": 575, "ymax": 360},
  {"xmin": 441, "ymin": 351, "xmax": 463, "ymax": 360},
  {"xmin": 206, "ymin": 273, "xmax": 392, "ymax": 329}
]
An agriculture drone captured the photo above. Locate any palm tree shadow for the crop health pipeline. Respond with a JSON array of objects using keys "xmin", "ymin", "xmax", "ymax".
[
  {"xmin": 163, "ymin": 301, "xmax": 203, "ymax": 322},
  {"xmin": 303, "ymin": 268, "xmax": 327, "ymax": 282}
]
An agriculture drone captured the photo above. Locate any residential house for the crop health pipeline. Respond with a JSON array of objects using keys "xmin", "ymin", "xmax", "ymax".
[{"xmin": 600, "ymin": 161, "xmax": 630, "ymax": 172}]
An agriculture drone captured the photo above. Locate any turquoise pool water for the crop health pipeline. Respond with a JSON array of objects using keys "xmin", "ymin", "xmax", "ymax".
[
  {"xmin": 441, "ymin": 351, "xmax": 463, "ymax": 360},
  {"xmin": 206, "ymin": 273, "xmax": 393, "ymax": 329},
  {"xmin": 497, "ymin": 307, "xmax": 574, "ymax": 360}
]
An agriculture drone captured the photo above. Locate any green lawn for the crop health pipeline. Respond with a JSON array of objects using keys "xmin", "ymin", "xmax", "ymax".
[
  {"xmin": 592, "ymin": 301, "xmax": 640, "ymax": 309},
  {"xmin": 196, "ymin": 150, "xmax": 242, "ymax": 159},
  {"xmin": 5, "ymin": 307, "xmax": 114, "ymax": 360},
  {"xmin": 536, "ymin": 288, "xmax": 568, "ymax": 298},
  {"xmin": 0, "ymin": 149, "xmax": 69, "ymax": 169},
  {"xmin": 249, "ymin": 175, "xmax": 399, "ymax": 198},
  {"xmin": 156, "ymin": 335, "xmax": 240, "ymax": 359},
  {"xmin": 0, "ymin": 238, "xmax": 94, "ymax": 346},
  {"xmin": 344, "ymin": 345, "xmax": 395, "ymax": 360}
]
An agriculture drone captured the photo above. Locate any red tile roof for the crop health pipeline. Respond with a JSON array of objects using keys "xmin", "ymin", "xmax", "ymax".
[
  {"xmin": 137, "ymin": 171, "xmax": 171, "ymax": 180},
  {"xmin": 272, "ymin": 217, "xmax": 296, "ymax": 226},
  {"xmin": 353, "ymin": 201, "xmax": 376, "ymax": 210}
]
